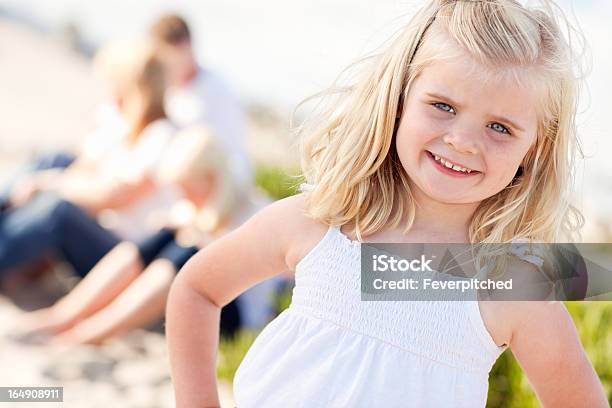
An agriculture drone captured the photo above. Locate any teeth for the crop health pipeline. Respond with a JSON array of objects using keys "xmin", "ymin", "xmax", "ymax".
[{"xmin": 431, "ymin": 152, "xmax": 474, "ymax": 173}]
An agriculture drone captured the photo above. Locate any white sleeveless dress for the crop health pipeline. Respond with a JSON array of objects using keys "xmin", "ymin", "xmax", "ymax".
[{"xmin": 233, "ymin": 225, "xmax": 510, "ymax": 407}]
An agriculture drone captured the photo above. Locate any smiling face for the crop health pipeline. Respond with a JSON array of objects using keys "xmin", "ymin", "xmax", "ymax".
[{"xmin": 396, "ymin": 54, "xmax": 539, "ymax": 206}]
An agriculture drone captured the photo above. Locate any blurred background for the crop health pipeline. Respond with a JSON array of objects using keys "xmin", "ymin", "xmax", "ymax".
[{"xmin": 0, "ymin": 0, "xmax": 610, "ymax": 407}]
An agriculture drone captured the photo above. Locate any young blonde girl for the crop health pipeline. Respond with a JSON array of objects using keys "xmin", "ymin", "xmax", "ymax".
[{"xmin": 166, "ymin": 1, "xmax": 607, "ymax": 406}]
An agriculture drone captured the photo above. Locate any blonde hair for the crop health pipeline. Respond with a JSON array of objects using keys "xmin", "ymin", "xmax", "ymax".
[
  {"xmin": 158, "ymin": 127, "xmax": 241, "ymax": 232},
  {"xmin": 298, "ymin": 0, "xmax": 586, "ymax": 246},
  {"xmin": 94, "ymin": 39, "xmax": 166, "ymax": 144}
]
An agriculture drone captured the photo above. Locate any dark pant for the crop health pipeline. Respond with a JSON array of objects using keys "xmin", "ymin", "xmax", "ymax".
[
  {"xmin": 135, "ymin": 228, "xmax": 241, "ymax": 336},
  {"xmin": 0, "ymin": 192, "xmax": 121, "ymax": 278},
  {"xmin": 135, "ymin": 228, "xmax": 199, "ymax": 271}
]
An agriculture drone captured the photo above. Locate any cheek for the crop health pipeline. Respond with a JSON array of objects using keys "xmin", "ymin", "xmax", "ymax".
[
  {"xmin": 483, "ymin": 143, "xmax": 530, "ymax": 186},
  {"xmin": 395, "ymin": 114, "xmax": 444, "ymax": 164}
]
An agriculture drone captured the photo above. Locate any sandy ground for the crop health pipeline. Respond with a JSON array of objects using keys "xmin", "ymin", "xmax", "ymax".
[
  {"xmin": 0, "ymin": 17, "xmax": 299, "ymax": 407},
  {"xmin": 0, "ymin": 294, "xmax": 176, "ymax": 408},
  {"xmin": 0, "ymin": 291, "xmax": 236, "ymax": 408}
]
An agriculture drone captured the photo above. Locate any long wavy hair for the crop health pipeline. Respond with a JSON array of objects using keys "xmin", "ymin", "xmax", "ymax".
[{"xmin": 298, "ymin": 0, "xmax": 587, "ymax": 247}]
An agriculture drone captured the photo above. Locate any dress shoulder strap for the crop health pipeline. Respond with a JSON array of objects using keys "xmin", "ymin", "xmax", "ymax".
[{"xmin": 509, "ymin": 238, "xmax": 545, "ymax": 268}]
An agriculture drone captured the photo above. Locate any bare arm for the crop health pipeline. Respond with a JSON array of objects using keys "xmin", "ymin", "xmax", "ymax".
[
  {"xmin": 57, "ymin": 172, "xmax": 156, "ymax": 213},
  {"xmin": 16, "ymin": 157, "xmax": 156, "ymax": 213},
  {"xmin": 166, "ymin": 195, "xmax": 309, "ymax": 407},
  {"xmin": 508, "ymin": 300, "xmax": 607, "ymax": 407},
  {"xmin": 8, "ymin": 158, "xmax": 101, "ymax": 208}
]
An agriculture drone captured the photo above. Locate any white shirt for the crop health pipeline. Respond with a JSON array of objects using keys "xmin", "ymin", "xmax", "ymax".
[
  {"xmin": 82, "ymin": 116, "xmax": 182, "ymax": 241},
  {"xmin": 165, "ymin": 67, "xmax": 253, "ymax": 189},
  {"xmin": 233, "ymin": 225, "xmax": 508, "ymax": 407}
]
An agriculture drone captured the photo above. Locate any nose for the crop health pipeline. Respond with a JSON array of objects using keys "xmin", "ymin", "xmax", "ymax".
[{"xmin": 442, "ymin": 126, "xmax": 480, "ymax": 155}]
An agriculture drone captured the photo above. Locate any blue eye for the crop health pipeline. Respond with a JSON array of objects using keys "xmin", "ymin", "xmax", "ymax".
[
  {"xmin": 432, "ymin": 102, "xmax": 455, "ymax": 114},
  {"xmin": 488, "ymin": 122, "xmax": 511, "ymax": 135}
]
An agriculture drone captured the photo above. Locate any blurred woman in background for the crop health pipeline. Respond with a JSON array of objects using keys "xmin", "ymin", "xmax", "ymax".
[{"xmin": 0, "ymin": 39, "xmax": 178, "ymax": 280}]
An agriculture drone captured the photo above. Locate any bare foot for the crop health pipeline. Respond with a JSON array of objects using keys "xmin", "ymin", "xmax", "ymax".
[
  {"xmin": 11, "ymin": 307, "xmax": 77, "ymax": 342},
  {"xmin": 51, "ymin": 323, "xmax": 107, "ymax": 347}
]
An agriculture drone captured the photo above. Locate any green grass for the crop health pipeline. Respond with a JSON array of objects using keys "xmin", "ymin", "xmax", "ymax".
[
  {"xmin": 216, "ymin": 280, "xmax": 294, "ymax": 382},
  {"xmin": 254, "ymin": 164, "xmax": 304, "ymax": 200},
  {"xmin": 217, "ymin": 330, "xmax": 260, "ymax": 382}
]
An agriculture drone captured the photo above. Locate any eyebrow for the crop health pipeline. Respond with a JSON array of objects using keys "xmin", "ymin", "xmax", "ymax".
[{"xmin": 425, "ymin": 92, "xmax": 526, "ymax": 133}]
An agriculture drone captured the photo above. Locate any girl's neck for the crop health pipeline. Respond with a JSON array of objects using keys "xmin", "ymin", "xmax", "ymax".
[{"xmin": 406, "ymin": 183, "xmax": 481, "ymax": 243}]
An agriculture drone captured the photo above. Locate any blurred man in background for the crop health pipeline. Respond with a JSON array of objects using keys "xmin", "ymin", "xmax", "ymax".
[{"xmin": 150, "ymin": 15, "xmax": 253, "ymax": 190}]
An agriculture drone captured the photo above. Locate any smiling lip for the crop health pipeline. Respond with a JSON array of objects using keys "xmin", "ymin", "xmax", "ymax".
[{"xmin": 425, "ymin": 150, "xmax": 482, "ymax": 177}]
